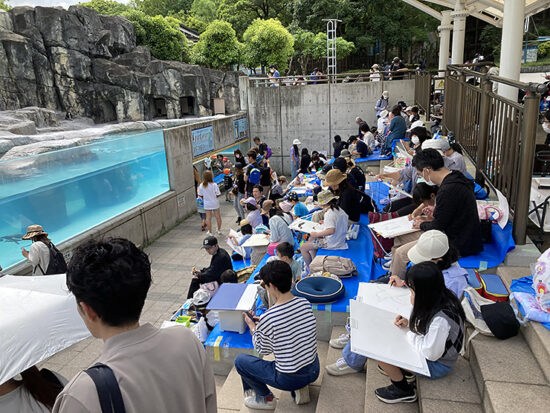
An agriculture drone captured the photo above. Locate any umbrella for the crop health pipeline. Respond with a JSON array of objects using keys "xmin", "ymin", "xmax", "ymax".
[{"xmin": 0, "ymin": 274, "xmax": 90, "ymax": 384}]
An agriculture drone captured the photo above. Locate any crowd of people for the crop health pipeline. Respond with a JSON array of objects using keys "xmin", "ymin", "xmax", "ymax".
[{"xmin": 5, "ymin": 97, "xmax": 489, "ymax": 412}]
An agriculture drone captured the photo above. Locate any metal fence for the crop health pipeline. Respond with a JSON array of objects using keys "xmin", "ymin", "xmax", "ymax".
[
  {"xmin": 414, "ymin": 70, "xmax": 446, "ymax": 119},
  {"xmin": 248, "ymin": 70, "xmax": 416, "ymax": 87},
  {"xmin": 442, "ymin": 65, "xmax": 547, "ymax": 244}
]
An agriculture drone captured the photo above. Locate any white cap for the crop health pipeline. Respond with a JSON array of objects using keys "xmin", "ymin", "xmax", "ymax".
[
  {"xmin": 407, "ymin": 230, "xmax": 449, "ymax": 264},
  {"xmin": 293, "ymin": 139, "xmax": 301, "ymax": 145},
  {"xmin": 409, "ymin": 120, "xmax": 424, "ymax": 130},
  {"xmin": 405, "ymin": 106, "xmax": 413, "ymax": 112},
  {"xmin": 380, "ymin": 109, "xmax": 389, "ymax": 118},
  {"xmin": 382, "ymin": 90, "xmax": 389, "ymax": 98},
  {"xmin": 421, "ymin": 139, "xmax": 445, "ymax": 153}
]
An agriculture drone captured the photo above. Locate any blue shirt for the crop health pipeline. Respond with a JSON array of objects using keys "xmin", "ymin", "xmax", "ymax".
[
  {"xmin": 238, "ymin": 234, "xmax": 252, "ymax": 260},
  {"xmin": 385, "ymin": 116, "xmax": 407, "ymax": 150},
  {"xmin": 293, "ymin": 202, "xmax": 309, "ymax": 218}
]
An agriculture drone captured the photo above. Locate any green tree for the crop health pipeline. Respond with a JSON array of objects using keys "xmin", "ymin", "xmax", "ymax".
[
  {"xmin": 78, "ymin": 0, "xmax": 130, "ymax": 15},
  {"xmin": 290, "ymin": 29, "xmax": 316, "ymax": 74},
  {"xmin": 122, "ymin": 10, "xmax": 190, "ymax": 62},
  {"xmin": 479, "ymin": 25, "xmax": 502, "ymax": 59},
  {"xmin": 135, "ymin": 0, "xmax": 192, "ymax": 17},
  {"xmin": 192, "ymin": 20, "xmax": 241, "ymax": 69},
  {"xmin": 190, "ymin": 0, "xmax": 217, "ymax": 24},
  {"xmin": 0, "ymin": 0, "xmax": 11, "ymax": 11},
  {"xmin": 217, "ymin": 0, "xmax": 291, "ymax": 38},
  {"xmin": 242, "ymin": 18, "xmax": 294, "ymax": 72},
  {"xmin": 309, "ymin": 32, "xmax": 355, "ymax": 61}
]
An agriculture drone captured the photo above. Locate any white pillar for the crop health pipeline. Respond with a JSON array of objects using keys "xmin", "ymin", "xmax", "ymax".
[
  {"xmin": 498, "ymin": 0, "xmax": 525, "ymax": 101},
  {"xmin": 450, "ymin": 1, "xmax": 467, "ymax": 65},
  {"xmin": 438, "ymin": 11, "xmax": 453, "ymax": 71}
]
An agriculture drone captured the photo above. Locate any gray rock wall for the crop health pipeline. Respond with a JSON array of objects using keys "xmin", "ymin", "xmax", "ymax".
[{"xmin": 0, "ymin": 6, "xmax": 241, "ymax": 123}]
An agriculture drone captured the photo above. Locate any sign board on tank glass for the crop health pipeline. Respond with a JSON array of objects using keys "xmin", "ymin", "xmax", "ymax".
[
  {"xmin": 192, "ymin": 126, "xmax": 214, "ymax": 157},
  {"xmin": 233, "ymin": 118, "xmax": 248, "ymax": 141}
]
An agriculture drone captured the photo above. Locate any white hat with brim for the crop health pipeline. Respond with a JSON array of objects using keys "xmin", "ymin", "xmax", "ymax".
[
  {"xmin": 382, "ymin": 91, "xmax": 389, "ymax": 99},
  {"xmin": 293, "ymin": 139, "xmax": 301, "ymax": 145},
  {"xmin": 408, "ymin": 120, "xmax": 425, "ymax": 131},
  {"xmin": 380, "ymin": 110, "xmax": 389, "ymax": 118},
  {"xmin": 407, "ymin": 230, "xmax": 449, "ymax": 264}
]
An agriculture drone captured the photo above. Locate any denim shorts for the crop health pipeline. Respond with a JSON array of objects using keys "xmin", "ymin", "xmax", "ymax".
[{"xmin": 424, "ymin": 360, "xmax": 452, "ymax": 379}]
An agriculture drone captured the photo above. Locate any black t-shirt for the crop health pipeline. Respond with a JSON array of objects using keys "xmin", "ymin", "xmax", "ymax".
[
  {"xmin": 349, "ymin": 166, "xmax": 366, "ymax": 189},
  {"xmin": 300, "ymin": 154, "xmax": 311, "ymax": 174},
  {"xmin": 355, "ymin": 140, "xmax": 369, "ymax": 158},
  {"xmin": 260, "ymin": 166, "xmax": 271, "ymax": 186},
  {"xmin": 258, "ymin": 143, "xmax": 268, "ymax": 157},
  {"xmin": 236, "ymin": 174, "xmax": 246, "ymax": 194},
  {"xmin": 333, "ymin": 141, "xmax": 347, "ymax": 158},
  {"xmin": 390, "ymin": 62, "xmax": 406, "ymax": 79},
  {"xmin": 338, "ymin": 186, "xmax": 362, "ymax": 222}
]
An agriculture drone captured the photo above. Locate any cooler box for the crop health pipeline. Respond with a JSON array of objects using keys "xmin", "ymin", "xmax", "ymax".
[{"xmin": 206, "ymin": 283, "xmax": 257, "ymax": 334}]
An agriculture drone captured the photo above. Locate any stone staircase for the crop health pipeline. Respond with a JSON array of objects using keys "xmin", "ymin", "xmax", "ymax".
[{"xmin": 216, "ymin": 267, "xmax": 550, "ymax": 413}]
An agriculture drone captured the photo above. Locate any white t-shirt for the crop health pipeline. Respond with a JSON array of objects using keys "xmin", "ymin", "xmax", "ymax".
[
  {"xmin": 0, "ymin": 384, "xmax": 50, "ymax": 413},
  {"xmin": 377, "ymin": 117, "xmax": 387, "ymax": 133},
  {"xmin": 28, "ymin": 241, "xmax": 50, "ymax": 275},
  {"xmin": 197, "ymin": 183, "xmax": 220, "ymax": 210},
  {"xmin": 323, "ymin": 207, "xmax": 348, "ymax": 250}
]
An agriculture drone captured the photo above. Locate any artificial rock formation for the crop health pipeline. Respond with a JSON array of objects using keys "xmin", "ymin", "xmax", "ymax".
[{"xmin": 0, "ymin": 6, "xmax": 241, "ymax": 123}]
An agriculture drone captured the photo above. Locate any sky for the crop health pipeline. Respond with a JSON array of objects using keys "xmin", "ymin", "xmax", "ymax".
[{"xmin": 7, "ymin": 0, "xmax": 129, "ymax": 8}]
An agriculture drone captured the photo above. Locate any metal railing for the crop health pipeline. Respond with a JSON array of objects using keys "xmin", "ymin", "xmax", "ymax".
[
  {"xmin": 414, "ymin": 70, "xmax": 446, "ymax": 119},
  {"xmin": 248, "ymin": 70, "xmax": 416, "ymax": 87},
  {"xmin": 442, "ymin": 64, "xmax": 548, "ymax": 244}
]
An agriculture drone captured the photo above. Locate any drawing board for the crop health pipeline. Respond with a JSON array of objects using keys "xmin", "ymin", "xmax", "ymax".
[{"xmin": 368, "ymin": 215, "xmax": 418, "ymax": 238}]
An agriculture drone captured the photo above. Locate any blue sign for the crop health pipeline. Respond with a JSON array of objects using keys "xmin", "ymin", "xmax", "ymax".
[
  {"xmin": 233, "ymin": 118, "xmax": 248, "ymax": 141},
  {"xmin": 192, "ymin": 126, "xmax": 214, "ymax": 157}
]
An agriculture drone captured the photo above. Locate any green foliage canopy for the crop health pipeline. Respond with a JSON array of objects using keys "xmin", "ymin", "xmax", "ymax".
[
  {"xmin": 242, "ymin": 18, "xmax": 294, "ymax": 72},
  {"xmin": 77, "ymin": 0, "xmax": 130, "ymax": 15},
  {"xmin": 0, "ymin": 0, "xmax": 10, "ymax": 11},
  {"xmin": 192, "ymin": 20, "xmax": 241, "ymax": 68},
  {"xmin": 122, "ymin": 10, "xmax": 189, "ymax": 62}
]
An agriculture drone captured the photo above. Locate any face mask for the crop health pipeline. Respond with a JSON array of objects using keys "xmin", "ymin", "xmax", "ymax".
[
  {"xmin": 543, "ymin": 123, "xmax": 550, "ymax": 134},
  {"xmin": 411, "ymin": 135, "xmax": 419, "ymax": 145},
  {"xmin": 422, "ymin": 169, "xmax": 435, "ymax": 186}
]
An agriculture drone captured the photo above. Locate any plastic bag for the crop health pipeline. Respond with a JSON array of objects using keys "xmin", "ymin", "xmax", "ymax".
[
  {"xmin": 533, "ymin": 249, "xmax": 550, "ymax": 313},
  {"xmin": 512, "ymin": 292, "xmax": 550, "ymax": 323}
]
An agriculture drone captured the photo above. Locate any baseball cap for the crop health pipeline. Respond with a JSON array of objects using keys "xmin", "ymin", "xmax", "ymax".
[
  {"xmin": 407, "ymin": 230, "xmax": 449, "ymax": 264},
  {"xmin": 340, "ymin": 149, "xmax": 351, "ymax": 158},
  {"xmin": 201, "ymin": 236, "xmax": 218, "ymax": 249},
  {"xmin": 244, "ymin": 197, "xmax": 257, "ymax": 206}
]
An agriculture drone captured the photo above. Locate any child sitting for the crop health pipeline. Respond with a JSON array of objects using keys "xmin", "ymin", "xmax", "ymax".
[
  {"xmin": 276, "ymin": 242, "xmax": 301, "ymax": 284},
  {"xmin": 220, "ymin": 269, "xmax": 239, "ymax": 284},
  {"xmin": 408, "ymin": 183, "xmax": 438, "ymax": 220},
  {"xmin": 228, "ymin": 220, "xmax": 253, "ymax": 261},
  {"xmin": 287, "ymin": 192, "xmax": 309, "ymax": 219},
  {"xmin": 270, "ymin": 176, "xmax": 287, "ymax": 201},
  {"xmin": 374, "ymin": 262, "xmax": 465, "ymax": 403}
]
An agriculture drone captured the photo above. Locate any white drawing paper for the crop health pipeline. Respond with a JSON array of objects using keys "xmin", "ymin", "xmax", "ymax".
[
  {"xmin": 368, "ymin": 215, "xmax": 419, "ymax": 238},
  {"xmin": 289, "ymin": 218, "xmax": 324, "ymax": 234},
  {"xmin": 241, "ymin": 233, "xmax": 270, "ymax": 247}
]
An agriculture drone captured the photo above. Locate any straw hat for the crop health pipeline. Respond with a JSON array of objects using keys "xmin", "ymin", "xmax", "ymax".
[
  {"xmin": 261, "ymin": 200, "xmax": 274, "ymax": 214},
  {"xmin": 318, "ymin": 190, "xmax": 338, "ymax": 205},
  {"xmin": 240, "ymin": 219, "xmax": 250, "ymax": 227},
  {"xmin": 324, "ymin": 169, "xmax": 347, "ymax": 186},
  {"xmin": 22, "ymin": 224, "xmax": 48, "ymax": 240}
]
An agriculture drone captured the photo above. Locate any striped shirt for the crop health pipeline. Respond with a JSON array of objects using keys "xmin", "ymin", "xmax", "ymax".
[{"xmin": 252, "ymin": 297, "xmax": 317, "ymax": 373}]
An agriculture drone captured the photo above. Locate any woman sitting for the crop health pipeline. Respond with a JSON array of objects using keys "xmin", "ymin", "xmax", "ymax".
[
  {"xmin": 267, "ymin": 204, "xmax": 294, "ymax": 246},
  {"xmin": 235, "ymin": 261, "xmax": 319, "ymax": 410},
  {"xmin": 228, "ymin": 220, "xmax": 253, "ymax": 261},
  {"xmin": 300, "ymin": 190, "xmax": 349, "ymax": 269},
  {"xmin": 243, "ymin": 198, "xmax": 262, "ymax": 229},
  {"xmin": 324, "ymin": 169, "xmax": 361, "ymax": 223}
]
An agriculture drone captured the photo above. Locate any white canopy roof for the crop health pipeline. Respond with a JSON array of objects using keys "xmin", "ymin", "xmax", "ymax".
[
  {"xmin": 0, "ymin": 274, "xmax": 89, "ymax": 384},
  {"xmin": 404, "ymin": 0, "xmax": 550, "ymax": 27}
]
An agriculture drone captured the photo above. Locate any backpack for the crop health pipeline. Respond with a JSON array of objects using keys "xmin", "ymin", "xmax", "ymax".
[
  {"xmin": 248, "ymin": 167, "xmax": 261, "ymax": 185},
  {"xmin": 368, "ymin": 211, "xmax": 398, "ymax": 259},
  {"xmin": 39, "ymin": 241, "xmax": 67, "ymax": 275},
  {"xmin": 356, "ymin": 189, "xmax": 375, "ymax": 214},
  {"xmin": 266, "ymin": 146, "xmax": 272, "ymax": 158},
  {"xmin": 309, "ymin": 255, "xmax": 357, "ymax": 278}
]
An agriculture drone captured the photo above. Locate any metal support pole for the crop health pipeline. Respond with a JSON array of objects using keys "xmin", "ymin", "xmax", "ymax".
[
  {"xmin": 514, "ymin": 92, "xmax": 539, "ymax": 244},
  {"xmin": 476, "ymin": 76, "xmax": 492, "ymax": 174},
  {"xmin": 454, "ymin": 73, "xmax": 466, "ymax": 139}
]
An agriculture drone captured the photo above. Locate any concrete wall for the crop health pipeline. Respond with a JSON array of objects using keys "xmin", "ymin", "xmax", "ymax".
[
  {"xmin": 7, "ymin": 113, "xmax": 249, "ymax": 275},
  {"xmin": 243, "ymin": 78, "xmax": 415, "ymax": 175}
]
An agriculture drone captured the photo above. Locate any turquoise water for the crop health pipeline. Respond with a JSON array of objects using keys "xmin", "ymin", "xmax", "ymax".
[{"xmin": 0, "ymin": 130, "xmax": 169, "ymax": 271}]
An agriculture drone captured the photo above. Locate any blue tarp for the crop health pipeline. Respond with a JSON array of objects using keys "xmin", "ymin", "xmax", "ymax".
[
  {"xmin": 364, "ymin": 181, "xmax": 391, "ymax": 212},
  {"xmin": 328, "ymin": 149, "xmax": 393, "ymax": 165},
  {"xmin": 510, "ymin": 276, "xmax": 550, "ymax": 332},
  {"xmin": 458, "ymin": 222, "xmax": 515, "ymax": 269}
]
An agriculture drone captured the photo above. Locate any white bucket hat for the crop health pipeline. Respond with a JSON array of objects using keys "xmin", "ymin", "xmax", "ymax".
[
  {"xmin": 293, "ymin": 139, "xmax": 301, "ymax": 145},
  {"xmin": 382, "ymin": 91, "xmax": 389, "ymax": 99},
  {"xmin": 408, "ymin": 230, "xmax": 449, "ymax": 264}
]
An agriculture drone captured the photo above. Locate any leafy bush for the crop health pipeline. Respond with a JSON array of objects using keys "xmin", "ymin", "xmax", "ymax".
[
  {"xmin": 191, "ymin": 20, "xmax": 241, "ymax": 69},
  {"xmin": 122, "ymin": 10, "xmax": 189, "ymax": 62},
  {"xmin": 78, "ymin": 0, "xmax": 130, "ymax": 15},
  {"xmin": 242, "ymin": 19, "xmax": 294, "ymax": 72},
  {"xmin": 538, "ymin": 41, "xmax": 550, "ymax": 58}
]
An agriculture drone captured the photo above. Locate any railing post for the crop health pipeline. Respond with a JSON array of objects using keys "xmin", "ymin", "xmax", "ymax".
[
  {"xmin": 514, "ymin": 92, "xmax": 539, "ymax": 245},
  {"xmin": 454, "ymin": 73, "xmax": 466, "ymax": 139},
  {"xmin": 476, "ymin": 76, "xmax": 492, "ymax": 174}
]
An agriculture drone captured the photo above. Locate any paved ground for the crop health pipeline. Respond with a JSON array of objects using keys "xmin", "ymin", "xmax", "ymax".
[{"xmin": 40, "ymin": 199, "xmax": 240, "ymax": 390}]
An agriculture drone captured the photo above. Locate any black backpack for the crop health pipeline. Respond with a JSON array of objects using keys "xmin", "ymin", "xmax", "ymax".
[
  {"xmin": 355, "ymin": 189, "xmax": 375, "ymax": 214},
  {"xmin": 39, "ymin": 241, "xmax": 68, "ymax": 275}
]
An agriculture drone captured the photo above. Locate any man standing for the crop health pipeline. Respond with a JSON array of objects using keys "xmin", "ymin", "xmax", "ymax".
[
  {"xmin": 254, "ymin": 137, "xmax": 269, "ymax": 158},
  {"xmin": 187, "ymin": 236, "xmax": 233, "ymax": 299},
  {"xmin": 54, "ymin": 238, "xmax": 216, "ymax": 413},
  {"xmin": 389, "ymin": 57, "xmax": 408, "ymax": 80}
]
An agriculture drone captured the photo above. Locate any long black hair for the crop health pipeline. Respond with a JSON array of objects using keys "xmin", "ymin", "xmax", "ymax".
[
  {"xmin": 405, "ymin": 262, "xmax": 465, "ymax": 335},
  {"xmin": 293, "ymin": 143, "xmax": 299, "ymax": 157},
  {"xmin": 301, "ymin": 147, "xmax": 309, "ymax": 157}
]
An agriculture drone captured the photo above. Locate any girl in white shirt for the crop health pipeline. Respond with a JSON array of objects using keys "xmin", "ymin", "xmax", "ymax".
[
  {"xmin": 374, "ymin": 261, "xmax": 465, "ymax": 404},
  {"xmin": 197, "ymin": 170, "xmax": 222, "ymax": 236},
  {"xmin": 300, "ymin": 190, "xmax": 348, "ymax": 269}
]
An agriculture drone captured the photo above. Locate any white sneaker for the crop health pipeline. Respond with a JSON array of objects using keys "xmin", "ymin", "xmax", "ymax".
[
  {"xmin": 329, "ymin": 333, "xmax": 350, "ymax": 349},
  {"xmin": 293, "ymin": 385, "xmax": 310, "ymax": 405},
  {"xmin": 206, "ymin": 231, "xmax": 213, "ymax": 236},
  {"xmin": 382, "ymin": 260, "xmax": 392, "ymax": 270},
  {"xmin": 216, "ymin": 229, "xmax": 223, "ymax": 235},
  {"xmin": 244, "ymin": 394, "xmax": 276, "ymax": 410},
  {"xmin": 325, "ymin": 357, "xmax": 361, "ymax": 376}
]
